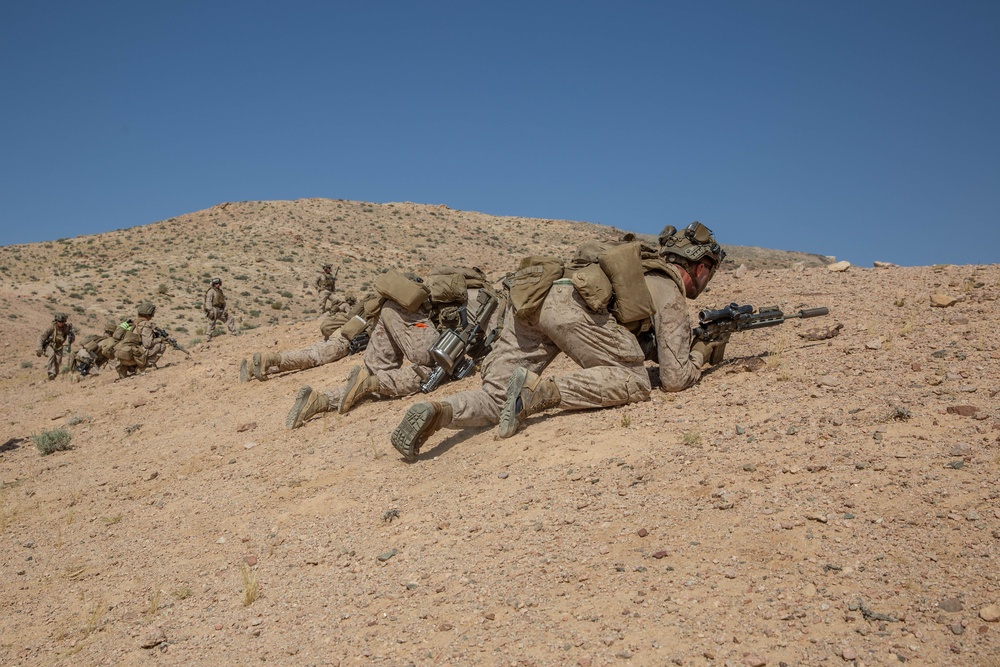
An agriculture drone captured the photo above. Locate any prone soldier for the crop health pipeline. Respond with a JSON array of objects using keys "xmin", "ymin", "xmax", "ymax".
[
  {"xmin": 286, "ymin": 267, "xmax": 499, "ymax": 429},
  {"xmin": 390, "ymin": 223, "xmax": 728, "ymax": 461},
  {"xmin": 239, "ymin": 292, "xmax": 380, "ymax": 383},
  {"xmin": 70, "ymin": 320, "xmax": 118, "ymax": 378}
]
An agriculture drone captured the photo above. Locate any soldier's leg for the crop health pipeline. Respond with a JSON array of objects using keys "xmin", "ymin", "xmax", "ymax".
[
  {"xmin": 280, "ymin": 337, "xmax": 351, "ymax": 372},
  {"xmin": 362, "ymin": 303, "xmax": 439, "ymax": 398},
  {"xmin": 535, "ymin": 283, "xmax": 650, "ymax": 410},
  {"xmin": 390, "ymin": 308, "xmax": 558, "ymax": 458},
  {"xmin": 44, "ymin": 348, "xmax": 60, "ymax": 380}
]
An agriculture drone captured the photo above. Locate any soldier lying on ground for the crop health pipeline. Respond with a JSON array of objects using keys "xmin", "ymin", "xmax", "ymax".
[
  {"xmin": 286, "ymin": 267, "xmax": 498, "ymax": 429},
  {"xmin": 390, "ymin": 222, "xmax": 727, "ymax": 461},
  {"xmin": 238, "ymin": 293, "xmax": 377, "ymax": 383}
]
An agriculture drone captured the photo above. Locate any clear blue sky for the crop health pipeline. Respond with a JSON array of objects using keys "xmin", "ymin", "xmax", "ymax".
[{"xmin": 2, "ymin": 1, "xmax": 998, "ymax": 267}]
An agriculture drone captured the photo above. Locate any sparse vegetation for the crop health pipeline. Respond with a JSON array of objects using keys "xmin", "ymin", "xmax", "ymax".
[
  {"xmin": 32, "ymin": 428, "xmax": 72, "ymax": 455},
  {"xmin": 241, "ymin": 564, "xmax": 260, "ymax": 606}
]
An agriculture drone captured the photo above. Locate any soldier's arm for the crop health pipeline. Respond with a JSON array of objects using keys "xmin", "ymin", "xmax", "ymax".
[{"xmin": 645, "ymin": 274, "xmax": 702, "ymax": 392}]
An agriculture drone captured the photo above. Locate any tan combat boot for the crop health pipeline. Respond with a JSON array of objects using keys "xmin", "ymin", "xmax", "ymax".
[
  {"xmin": 338, "ymin": 365, "xmax": 381, "ymax": 414},
  {"xmin": 251, "ymin": 352, "xmax": 282, "ymax": 381},
  {"xmin": 286, "ymin": 386, "xmax": 330, "ymax": 429},
  {"xmin": 497, "ymin": 367, "xmax": 561, "ymax": 439},
  {"xmin": 390, "ymin": 401, "xmax": 453, "ymax": 462}
]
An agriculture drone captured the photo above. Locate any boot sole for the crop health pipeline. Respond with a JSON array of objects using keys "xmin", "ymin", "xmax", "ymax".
[
  {"xmin": 390, "ymin": 403, "xmax": 435, "ymax": 462},
  {"xmin": 286, "ymin": 385, "xmax": 314, "ymax": 430},
  {"xmin": 497, "ymin": 367, "xmax": 529, "ymax": 439}
]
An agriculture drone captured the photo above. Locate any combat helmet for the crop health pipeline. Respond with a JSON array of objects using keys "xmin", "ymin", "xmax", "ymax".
[
  {"xmin": 137, "ymin": 302, "xmax": 156, "ymax": 317},
  {"xmin": 322, "ymin": 263, "xmax": 332, "ymax": 271},
  {"xmin": 659, "ymin": 222, "xmax": 726, "ymax": 275},
  {"xmin": 53, "ymin": 312, "xmax": 69, "ymax": 323},
  {"xmin": 210, "ymin": 277, "xmax": 222, "ymax": 286},
  {"xmin": 103, "ymin": 320, "xmax": 118, "ymax": 335}
]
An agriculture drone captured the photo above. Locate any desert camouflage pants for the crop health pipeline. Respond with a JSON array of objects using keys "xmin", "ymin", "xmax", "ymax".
[
  {"xmin": 43, "ymin": 346, "xmax": 65, "ymax": 379},
  {"xmin": 443, "ymin": 282, "xmax": 650, "ymax": 428},
  {"xmin": 271, "ymin": 337, "xmax": 351, "ymax": 374},
  {"xmin": 206, "ymin": 307, "xmax": 237, "ymax": 338},
  {"xmin": 361, "ymin": 301, "xmax": 438, "ymax": 397}
]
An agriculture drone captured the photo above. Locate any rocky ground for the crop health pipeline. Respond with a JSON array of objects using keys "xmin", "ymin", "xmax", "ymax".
[{"xmin": 0, "ymin": 203, "xmax": 997, "ymax": 666}]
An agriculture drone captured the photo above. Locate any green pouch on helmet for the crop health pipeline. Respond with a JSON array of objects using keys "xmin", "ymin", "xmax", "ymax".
[
  {"xmin": 375, "ymin": 270, "xmax": 429, "ymax": 313},
  {"xmin": 599, "ymin": 242, "xmax": 655, "ymax": 324},
  {"xmin": 510, "ymin": 256, "xmax": 564, "ymax": 320}
]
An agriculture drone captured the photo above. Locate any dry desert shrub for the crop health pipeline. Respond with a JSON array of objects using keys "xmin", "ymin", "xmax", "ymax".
[{"xmin": 32, "ymin": 428, "xmax": 72, "ymax": 455}]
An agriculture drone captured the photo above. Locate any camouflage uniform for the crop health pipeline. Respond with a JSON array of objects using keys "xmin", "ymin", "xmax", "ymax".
[
  {"xmin": 71, "ymin": 322, "xmax": 117, "ymax": 377},
  {"xmin": 136, "ymin": 318, "xmax": 167, "ymax": 368},
  {"xmin": 204, "ymin": 280, "xmax": 237, "ymax": 339},
  {"xmin": 240, "ymin": 293, "xmax": 381, "ymax": 382},
  {"xmin": 316, "ymin": 265, "xmax": 338, "ymax": 312},
  {"xmin": 286, "ymin": 272, "xmax": 498, "ymax": 429},
  {"xmin": 391, "ymin": 224, "xmax": 725, "ymax": 460},
  {"xmin": 36, "ymin": 314, "xmax": 75, "ymax": 380}
]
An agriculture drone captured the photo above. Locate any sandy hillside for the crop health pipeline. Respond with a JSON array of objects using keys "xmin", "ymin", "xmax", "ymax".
[{"xmin": 0, "ymin": 200, "xmax": 997, "ymax": 667}]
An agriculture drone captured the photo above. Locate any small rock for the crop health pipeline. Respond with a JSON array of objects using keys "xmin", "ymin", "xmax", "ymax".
[
  {"xmin": 842, "ymin": 647, "xmax": 857, "ymax": 660},
  {"xmin": 930, "ymin": 293, "xmax": 957, "ymax": 308},
  {"xmin": 637, "ymin": 528, "xmax": 648, "ymax": 537},
  {"xmin": 819, "ymin": 375, "xmax": 841, "ymax": 388},
  {"xmin": 827, "ymin": 260, "xmax": 851, "ymax": 272},
  {"xmin": 865, "ymin": 338, "xmax": 882, "ymax": 350},
  {"xmin": 744, "ymin": 656, "xmax": 767, "ymax": 667},
  {"xmin": 949, "ymin": 443, "xmax": 972, "ymax": 456},
  {"xmin": 245, "ymin": 555, "xmax": 257, "ymax": 566},
  {"xmin": 236, "ymin": 422, "xmax": 257, "ymax": 433},
  {"xmin": 939, "ymin": 597, "xmax": 964, "ymax": 613},
  {"xmin": 652, "ymin": 550, "xmax": 669, "ymax": 559},
  {"xmin": 145, "ymin": 471, "xmax": 158, "ymax": 481},
  {"xmin": 873, "ymin": 261, "xmax": 898, "ymax": 268},
  {"xmin": 947, "ymin": 405, "xmax": 978, "ymax": 417},
  {"xmin": 377, "ymin": 549, "xmax": 399, "ymax": 562},
  {"xmin": 132, "ymin": 398, "xmax": 148, "ymax": 408},
  {"xmin": 140, "ymin": 626, "xmax": 166, "ymax": 649},
  {"xmin": 979, "ymin": 604, "xmax": 1000, "ymax": 622},
  {"xmin": 243, "ymin": 441, "xmax": 258, "ymax": 449},
  {"xmin": 735, "ymin": 264, "xmax": 748, "ymax": 278}
]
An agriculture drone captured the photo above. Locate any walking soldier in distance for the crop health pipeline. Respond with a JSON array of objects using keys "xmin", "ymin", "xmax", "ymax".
[
  {"xmin": 204, "ymin": 277, "xmax": 237, "ymax": 340},
  {"xmin": 36, "ymin": 312, "xmax": 75, "ymax": 380}
]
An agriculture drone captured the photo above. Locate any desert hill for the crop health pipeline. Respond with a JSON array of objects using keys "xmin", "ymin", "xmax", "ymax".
[
  {"xmin": 0, "ymin": 200, "xmax": 998, "ymax": 666},
  {"xmin": 0, "ymin": 199, "xmax": 828, "ymax": 349}
]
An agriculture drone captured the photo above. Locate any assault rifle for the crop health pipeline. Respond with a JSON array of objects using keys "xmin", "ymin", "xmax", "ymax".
[
  {"xmin": 692, "ymin": 303, "xmax": 830, "ymax": 343},
  {"xmin": 420, "ymin": 288, "xmax": 501, "ymax": 394},
  {"xmin": 153, "ymin": 327, "xmax": 191, "ymax": 356}
]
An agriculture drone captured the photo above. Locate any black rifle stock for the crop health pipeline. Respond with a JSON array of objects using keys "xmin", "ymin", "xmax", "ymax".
[
  {"xmin": 692, "ymin": 303, "xmax": 830, "ymax": 343},
  {"xmin": 153, "ymin": 327, "xmax": 191, "ymax": 356},
  {"xmin": 420, "ymin": 289, "xmax": 500, "ymax": 394}
]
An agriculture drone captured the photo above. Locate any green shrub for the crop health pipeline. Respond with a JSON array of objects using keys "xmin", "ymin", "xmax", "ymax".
[{"xmin": 32, "ymin": 428, "xmax": 72, "ymax": 455}]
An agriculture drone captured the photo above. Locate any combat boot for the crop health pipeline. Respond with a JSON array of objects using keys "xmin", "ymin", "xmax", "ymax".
[
  {"xmin": 251, "ymin": 352, "xmax": 282, "ymax": 381},
  {"xmin": 497, "ymin": 367, "xmax": 561, "ymax": 439},
  {"xmin": 338, "ymin": 365, "xmax": 381, "ymax": 414},
  {"xmin": 286, "ymin": 385, "xmax": 330, "ymax": 429},
  {"xmin": 391, "ymin": 401, "xmax": 453, "ymax": 461}
]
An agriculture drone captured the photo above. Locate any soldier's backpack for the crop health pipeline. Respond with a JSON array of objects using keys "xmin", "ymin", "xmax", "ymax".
[
  {"xmin": 510, "ymin": 256, "xmax": 564, "ymax": 320},
  {"xmin": 375, "ymin": 270, "xmax": 429, "ymax": 313}
]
